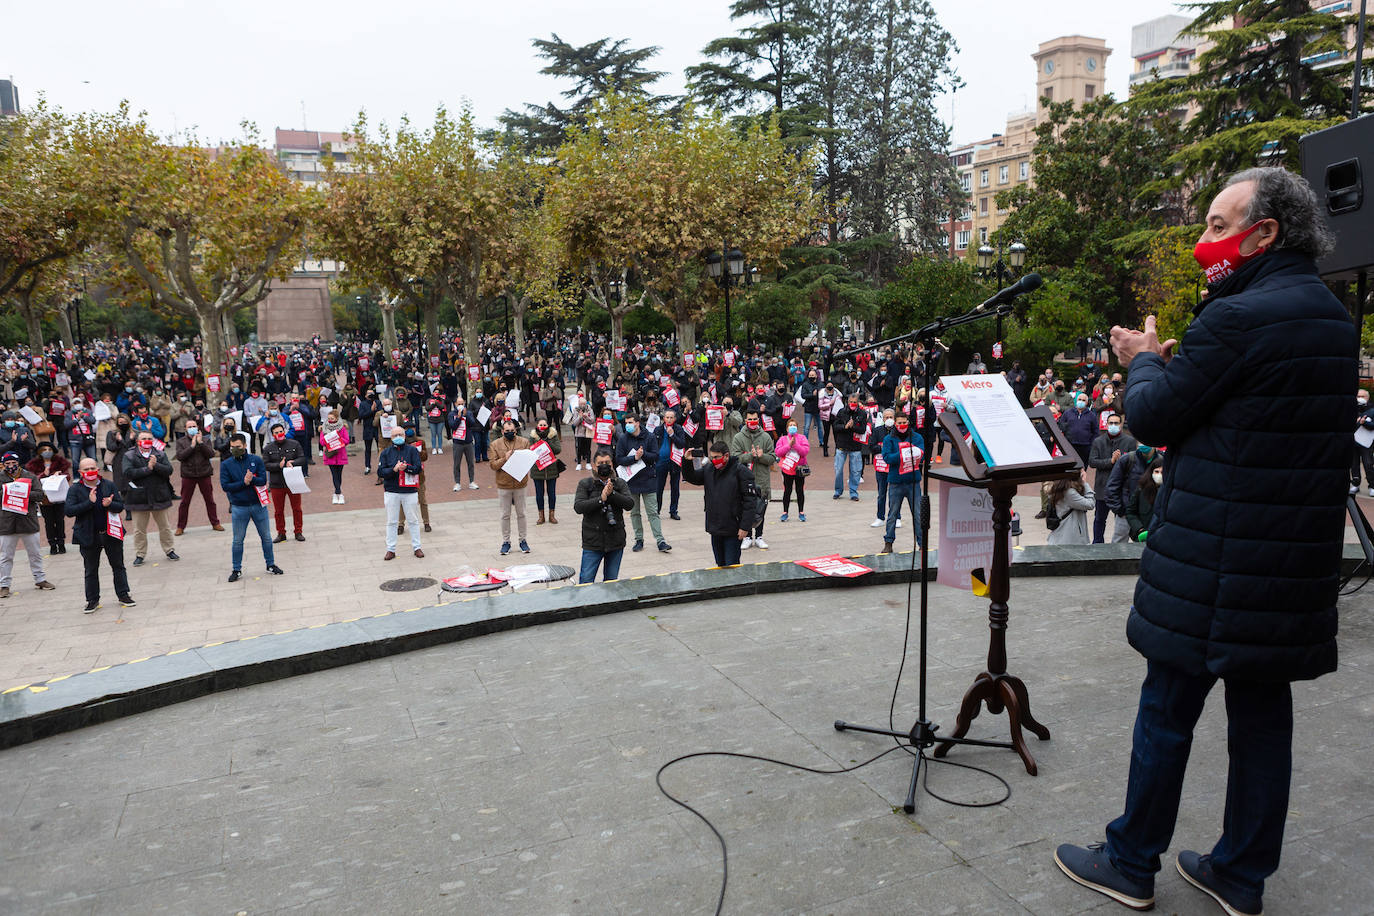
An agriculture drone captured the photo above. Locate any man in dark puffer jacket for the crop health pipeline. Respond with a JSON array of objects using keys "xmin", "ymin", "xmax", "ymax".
[{"xmin": 1056, "ymin": 168, "xmax": 1356, "ymax": 916}]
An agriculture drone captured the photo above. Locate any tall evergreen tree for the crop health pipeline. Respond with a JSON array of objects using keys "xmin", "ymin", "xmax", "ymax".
[
  {"xmin": 843, "ymin": 0, "xmax": 962, "ymax": 264},
  {"xmin": 686, "ymin": 0, "xmax": 811, "ymax": 136},
  {"xmin": 797, "ymin": 0, "xmax": 861, "ymax": 243},
  {"xmin": 498, "ymin": 34, "xmax": 670, "ymax": 152},
  {"xmin": 1133, "ymin": 0, "xmax": 1371, "ymax": 203}
]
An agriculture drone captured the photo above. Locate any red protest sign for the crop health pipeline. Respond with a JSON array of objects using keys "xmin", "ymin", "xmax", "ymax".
[
  {"xmin": 795, "ymin": 555, "xmax": 872, "ymax": 578},
  {"xmin": 705, "ymin": 405, "xmax": 724, "ymax": 431},
  {"xmin": 530, "ymin": 439, "xmax": 556, "ymax": 470},
  {"xmin": 594, "ymin": 419, "xmax": 614, "ymax": 445}
]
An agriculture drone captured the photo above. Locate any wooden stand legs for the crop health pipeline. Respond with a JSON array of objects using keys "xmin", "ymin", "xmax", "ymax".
[{"xmin": 932, "ymin": 481, "xmax": 1050, "ymax": 775}]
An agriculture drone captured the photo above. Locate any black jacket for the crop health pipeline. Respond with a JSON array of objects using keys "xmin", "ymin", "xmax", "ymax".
[
  {"xmin": 1123, "ymin": 250, "xmax": 1356, "ymax": 682},
  {"xmin": 573, "ymin": 474, "xmax": 634, "ymax": 552},
  {"xmin": 262, "ymin": 438, "xmax": 305, "ymax": 489},
  {"xmin": 681, "ymin": 454, "xmax": 760, "ymax": 536},
  {"xmin": 120, "ymin": 447, "xmax": 175, "ymax": 510},
  {"xmin": 65, "ymin": 477, "xmax": 125, "ymax": 548}
]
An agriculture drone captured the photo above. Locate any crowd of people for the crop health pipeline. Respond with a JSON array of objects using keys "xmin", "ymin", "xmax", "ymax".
[{"xmin": 1, "ymin": 302, "xmax": 1368, "ymax": 606}]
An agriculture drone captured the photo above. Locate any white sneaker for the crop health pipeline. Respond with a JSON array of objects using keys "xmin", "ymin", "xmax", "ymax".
[
  {"xmin": 453, "ymin": 484, "xmax": 462, "ymax": 492},
  {"xmin": 870, "ymin": 518, "xmax": 883, "ymax": 528},
  {"xmin": 741, "ymin": 537, "xmax": 753, "ymax": 549},
  {"xmin": 575, "ymin": 463, "xmax": 582, "ymax": 470},
  {"xmin": 469, "ymin": 482, "xmax": 479, "ymax": 490},
  {"xmin": 338, "ymin": 495, "xmax": 345, "ymax": 505},
  {"xmin": 1352, "ymin": 485, "xmax": 1359, "ymax": 495},
  {"xmin": 896, "ymin": 519, "xmax": 902, "ymax": 528},
  {"xmin": 754, "ymin": 538, "xmax": 768, "ymax": 549},
  {"xmin": 1369, "ymin": 487, "xmax": 1373, "ymax": 497}
]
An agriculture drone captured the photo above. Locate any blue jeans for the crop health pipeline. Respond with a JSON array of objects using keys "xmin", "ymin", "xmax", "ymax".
[
  {"xmin": 655, "ymin": 460, "xmax": 680, "ymax": 515},
  {"xmin": 533, "ymin": 477, "xmax": 556, "ymax": 512},
  {"xmin": 710, "ymin": 534, "xmax": 743, "ymax": 567},
  {"xmin": 1105, "ymin": 660, "xmax": 1292, "ymax": 897},
  {"xmin": 70, "ymin": 441, "xmax": 96, "ymax": 468},
  {"xmin": 579, "ymin": 547, "xmax": 623, "ymax": 583},
  {"xmin": 884, "ymin": 481, "xmax": 920, "ymax": 545},
  {"xmin": 833, "ymin": 449, "xmax": 861, "ymax": 498},
  {"xmin": 230, "ymin": 503, "xmax": 274, "ymax": 571},
  {"xmin": 803, "ymin": 413, "xmax": 819, "ymax": 441},
  {"xmin": 428, "ymin": 420, "xmax": 444, "ymax": 451}
]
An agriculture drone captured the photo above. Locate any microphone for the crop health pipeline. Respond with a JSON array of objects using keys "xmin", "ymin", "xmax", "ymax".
[{"xmin": 975, "ymin": 272, "xmax": 1043, "ymax": 312}]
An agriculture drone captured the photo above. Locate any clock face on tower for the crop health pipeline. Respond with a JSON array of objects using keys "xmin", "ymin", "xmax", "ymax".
[
  {"xmin": 1086, "ymin": 57, "xmax": 1098, "ymax": 73},
  {"xmin": 1043, "ymin": 60, "xmax": 1055, "ymax": 75}
]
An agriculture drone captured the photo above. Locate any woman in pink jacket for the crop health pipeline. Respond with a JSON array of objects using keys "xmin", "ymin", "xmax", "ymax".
[
  {"xmin": 319, "ymin": 409, "xmax": 351, "ymax": 504},
  {"xmin": 775, "ymin": 419, "xmax": 810, "ymax": 522}
]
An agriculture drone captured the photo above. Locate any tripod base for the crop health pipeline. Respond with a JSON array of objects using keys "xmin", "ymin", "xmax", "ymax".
[
  {"xmin": 932, "ymin": 671, "xmax": 1050, "ymax": 776},
  {"xmin": 834, "ymin": 718, "xmax": 1014, "ymax": 813}
]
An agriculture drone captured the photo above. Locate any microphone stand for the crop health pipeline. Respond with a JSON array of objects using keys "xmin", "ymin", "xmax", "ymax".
[{"xmin": 833, "ymin": 298, "xmax": 1018, "ymax": 814}]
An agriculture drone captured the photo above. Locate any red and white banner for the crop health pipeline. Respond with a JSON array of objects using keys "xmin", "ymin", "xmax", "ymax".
[
  {"xmin": 106, "ymin": 510, "xmax": 124, "ymax": 540},
  {"xmin": 452, "ymin": 420, "xmax": 466, "ymax": 440},
  {"xmin": 2, "ymin": 478, "xmax": 32, "ymax": 515},
  {"xmin": 683, "ymin": 418, "xmax": 698, "ymax": 437},
  {"xmin": 670, "ymin": 445, "xmax": 684, "ymax": 466},
  {"xmin": 358, "ymin": 357, "xmax": 369, "ymax": 371},
  {"xmin": 682, "ymin": 354, "xmax": 694, "ymax": 368},
  {"xmin": 430, "ymin": 355, "xmax": 440, "ymax": 368},
  {"xmin": 322, "ymin": 430, "xmax": 343, "ymax": 453},
  {"xmin": 795, "ymin": 555, "xmax": 872, "ymax": 578},
  {"xmin": 664, "ymin": 387, "xmax": 680, "ymax": 407},
  {"xmin": 992, "ymin": 342, "xmax": 1003, "ymax": 360},
  {"xmin": 256, "ymin": 485, "xmax": 270, "ymax": 507},
  {"xmin": 207, "ymin": 375, "xmax": 221, "ymax": 393},
  {"xmin": 705, "ymin": 405, "xmax": 724, "ymax": 431},
  {"xmin": 779, "ymin": 453, "xmax": 798, "ymax": 474},
  {"xmin": 391, "ymin": 349, "xmax": 401, "ymax": 363},
  {"xmin": 723, "ymin": 351, "xmax": 735, "ymax": 367},
  {"xmin": 467, "ymin": 365, "xmax": 481, "ymax": 381},
  {"xmin": 899, "ymin": 442, "xmax": 923, "ymax": 474},
  {"xmin": 594, "ymin": 419, "xmax": 615, "ymax": 446},
  {"xmin": 781, "ymin": 403, "xmax": 794, "ymax": 419},
  {"xmin": 936, "ymin": 480, "xmax": 1012, "ymax": 591},
  {"xmin": 290, "ymin": 412, "xmax": 304, "ymax": 433},
  {"xmin": 761, "ymin": 415, "xmax": 775, "ymax": 432},
  {"xmin": 530, "ymin": 439, "xmax": 556, "ymax": 470},
  {"xmin": 873, "ymin": 455, "xmax": 888, "ymax": 473}
]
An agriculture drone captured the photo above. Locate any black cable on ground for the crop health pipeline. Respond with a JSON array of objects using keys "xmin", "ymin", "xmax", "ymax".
[{"xmin": 653, "ymin": 514, "xmax": 1013, "ymax": 914}]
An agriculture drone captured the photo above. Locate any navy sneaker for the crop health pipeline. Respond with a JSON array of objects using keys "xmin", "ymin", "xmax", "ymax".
[
  {"xmin": 1054, "ymin": 843, "xmax": 1154, "ymax": 911},
  {"xmin": 1177, "ymin": 851, "xmax": 1263, "ymax": 916},
  {"xmin": 519, "ymin": 539, "xmax": 530, "ymax": 554},
  {"xmin": 500, "ymin": 542, "xmax": 511, "ymax": 555}
]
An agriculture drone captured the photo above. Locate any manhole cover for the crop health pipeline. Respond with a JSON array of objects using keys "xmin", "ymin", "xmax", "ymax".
[{"xmin": 379, "ymin": 577, "xmax": 438, "ymax": 592}]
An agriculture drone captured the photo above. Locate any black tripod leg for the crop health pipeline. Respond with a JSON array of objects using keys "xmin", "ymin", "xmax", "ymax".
[{"xmin": 903, "ymin": 751, "xmax": 924, "ymax": 814}]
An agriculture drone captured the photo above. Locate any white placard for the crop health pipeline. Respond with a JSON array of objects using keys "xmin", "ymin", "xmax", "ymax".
[
  {"xmin": 84, "ymin": 370, "xmax": 96, "ymax": 381},
  {"xmin": 282, "ymin": 465, "xmax": 311, "ymax": 494},
  {"xmin": 92, "ymin": 401, "xmax": 113, "ymax": 421},
  {"xmin": 475, "ymin": 405, "xmax": 492, "ymax": 427},
  {"xmin": 942, "ymin": 374, "xmax": 1049, "ymax": 467},
  {"xmin": 617, "ymin": 459, "xmax": 646, "ymax": 482},
  {"xmin": 379, "ymin": 414, "xmax": 397, "ymax": 439},
  {"xmin": 1357, "ymin": 427, "xmax": 1374, "ymax": 449},
  {"xmin": 499, "ymin": 448, "xmax": 537, "ymax": 483},
  {"xmin": 177, "ymin": 351, "xmax": 197, "ymax": 369},
  {"xmin": 224, "ymin": 410, "xmax": 243, "ymax": 432},
  {"xmin": 41, "ymin": 473, "xmax": 70, "ymax": 503},
  {"xmin": 19, "ymin": 406, "xmax": 43, "ymax": 425}
]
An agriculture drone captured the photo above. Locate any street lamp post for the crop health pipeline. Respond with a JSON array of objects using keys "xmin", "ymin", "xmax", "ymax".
[
  {"xmin": 975, "ymin": 240, "xmax": 1028, "ymax": 371},
  {"xmin": 704, "ymin": 245, "xmax": 745, "ymax": 350}
]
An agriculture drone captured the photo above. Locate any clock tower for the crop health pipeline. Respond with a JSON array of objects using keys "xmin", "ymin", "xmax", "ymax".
[{"xmin": 1033, "ymin": 35, "xmax": 1111, "ymax": 114}]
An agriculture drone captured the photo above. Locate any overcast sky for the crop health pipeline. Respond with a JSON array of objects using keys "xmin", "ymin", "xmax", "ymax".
[{"xmin": 8, "ymin": 0, "xmax": 1185, "ymax": 148}]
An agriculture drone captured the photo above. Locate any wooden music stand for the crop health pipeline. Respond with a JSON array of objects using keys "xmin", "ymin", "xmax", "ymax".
[{"xmin": 928, "ymin": 406, "xmax": 1080, "ymax": 775}]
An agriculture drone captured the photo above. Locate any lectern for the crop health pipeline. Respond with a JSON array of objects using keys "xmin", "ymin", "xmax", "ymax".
[{"xmin": 928, "ymin": 406, "xmax": 1080, "ymax": 775}]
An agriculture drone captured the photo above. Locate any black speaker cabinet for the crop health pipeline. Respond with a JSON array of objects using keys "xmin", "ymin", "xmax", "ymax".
[{"xmin": 1301, "ymin": 115, "xmax": 1374, "ymax": 280}]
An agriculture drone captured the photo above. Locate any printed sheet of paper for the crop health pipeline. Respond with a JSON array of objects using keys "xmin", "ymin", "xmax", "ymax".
[
  {"xmin": 1357, "ymin": 427, "xmax": 1374, "ymax": 448},
  {"xmin": 499, "ymin": 449, "xmax": 537, "ymax": 483},
  {"xmin": 617, "ymin": 459, "xmax": 645, "ymax": 482},
  {"xmin": 475, "ymin": 406, "xmax": 492, "ymax": 427},
  {"xmin": 92, "ymin": 401, "xmax": 113, "ymax": 421},
  {"xmin": 282, "ymin": 466, "xmax": 311, "ymax": 494},
  {"xmin": 41, "ymin": 474, "xmax": 69, "ymax": 503},
  {"xmin": 19, "ymin": 406, "xmax": 43, "ymax": 425},
  {"xmin": 941, "ymin": 374, "xmax": 1048, "ymax": 467}
]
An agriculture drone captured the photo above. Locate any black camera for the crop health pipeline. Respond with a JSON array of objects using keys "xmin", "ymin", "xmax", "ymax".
[{"xmin": 602, "ymin": 499, "xmax": 619, "ymax": 528}]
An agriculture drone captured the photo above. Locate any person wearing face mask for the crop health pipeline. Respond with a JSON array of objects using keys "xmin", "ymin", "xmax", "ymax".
[
  {"xmin": 1352, "ymin": 388, "xmax": 1374, "ymax": 497},
  {"xmin": 573, "ymin": 447, "xmax": 634, "ymax": 583},
  {"xmin": 446, "ymin": 398, "xmax": 478, "ymax": 491},
  {"xmin": 120, "ymin": 431, "xmax": 178, "ymax": 566},
  {"xmin": 1057, "ymin": 169, "xmax": 1357, "ymax": 916},
  {"xmin": 614, "ymin": 414, "xmax": 670, "ymax": 553},
  {"xmin": 1045, "ymin": 466, "xmax": 1095, "ymax": 546},
  {"xmin": 319, "ymin": 410, "xmax": 351, "ymax": 504},
  {"xmin": 1087, "ymin": 412, "xmax": 1137, "ymax": 544},
  {"xmin": 1030, "ymin": 374, "xmax": 1052, "ymax": 406},
  {"xmin": 774, "ymin": 418, "xmax": 809, "ymax": 523},
  {"xmin": 0, "ymin": 451, "xmax": 56, "ymax": 599},
  {"xmin": 1105, "ymin": 442, "xmax": 1159, "ymax": 528},
  {"xmin": 567, "ymin": 391, "xmax": 594, "ymax": 471},
  {"xmin": 681, "ymin": 441, "xmax": 760, "ymax": 567},
  {"xmin": 218, "ymin": 433, "xmax": 282, "ymax": 582},
  {"xmin": 377, "ymin": 425, "xmax": 425, "ymax": 559},
  {"xmin": 241, "ymin": 387, "xmax": 269, "ymax": 454},
  {"xmin": 1057, "ymin": 391, "xmax": 1099, "ymax": 467},
  {"xmin": 1125, "ymin": 458, "xmax": 1165, "ymax": 543},
  {"xmin": 26, "ymin": 442, "xmax": 72, "ymax": 554},
  {"xmin": 831, "ymin": 395, "xmax": 864, "ymax": 501},
  {"xmin": 261, "ymin": 419, "xmax": 307, "ymax": 543},
  {"xmin": 213, "ymin": 417, "xmax": 241, "ymax": 460},
  {"xmin": 106, "ymin": 414, "xmax": 136, "ymax": 499},
  {"xmin": 817, "ymin": 381, "xmax": 839, "ymax": 457},
  {"xmin": 66, "ymin": 458, "xmax": 133, "ymax": 611},
  {"xmin": 799, "ymin": 372, "xmax": 822, "ymax": 442},
  {"xmin": 529, "ymin": 419, "xmax": 563, "ymax": 526},
  {"xmin": 654, "ymin": 409, "xmax": 687, "ymax": 522},
  {"xmin": 64, "ymin": 398, "xmax": 99, "ymax": 469},
  {"xmin": 879, "ymin": 413, "xmax": 922, "ymax": 553},
  {"xmin": 172, "ymin": 419, "xmax": 223, "ymax": 536},
  {"xmin": 0, "ymin": 411, "xmax": 37, "ymax": 468},
  {"xmin": 488, "ymin": 418, "xmax": 531, "ymax": 555},
  {"xmin": 282, "ymin": 395, "xmax": 316, "ymax": 477},
  {"xmin": 869, "ymin": 408, "xmax": 900, "ymax": 531},
  {"xmin": 356, "ymin": 387, "xmax": 380, "ymax": 474},
  {"xmin": 730, "ymin": 409, "xmax": 775, "ymax": 549},
  {"xmin": 93, "ymin": 394, "xmax": 119, "ymax": 468}
]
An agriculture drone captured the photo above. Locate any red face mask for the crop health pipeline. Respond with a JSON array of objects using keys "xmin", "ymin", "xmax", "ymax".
[
  {"xmin": 896, "ymin": 424, "xmax": 909, "ymax": 434},
  {"xmin": 273, "ymin": 431, "xmax": 286, "ymax": 441},
  {"xmin": 710, "ymin": 456, "xmax": 728, "ymax": 469},
  {"xmin": 1194, "ymin": 222, "xmax": 1267, "ymax": 284},
  {"xmin": 81, "ymin": 469, "xmax": 100, "ymax": 482},
  {"xmin": 746, "ymin": 420, "xmax": 759, "ymax": 430}
]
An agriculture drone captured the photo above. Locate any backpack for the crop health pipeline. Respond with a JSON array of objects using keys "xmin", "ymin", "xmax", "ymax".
[{"xmin": 1045, "ymin": 507, "xmax": 1065, "ymax": 531}]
